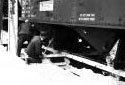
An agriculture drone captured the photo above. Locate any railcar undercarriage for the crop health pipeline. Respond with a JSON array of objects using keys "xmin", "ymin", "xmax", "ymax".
[
  {"xmin": 43, "ymin": 24, "xmax": 118, "ymax": 64},
  {"xmin": 33, "ymin": 24, "xmax": 125, "ymax": 80},
  {"xmin": 20, "ymin": 23, "xmax": 125, "ymax": 80}
]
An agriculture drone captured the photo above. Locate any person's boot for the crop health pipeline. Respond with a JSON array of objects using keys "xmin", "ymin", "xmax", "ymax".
[{"xmin": 26, "ymin": 57, "xmax": 42, "ymax": 64}]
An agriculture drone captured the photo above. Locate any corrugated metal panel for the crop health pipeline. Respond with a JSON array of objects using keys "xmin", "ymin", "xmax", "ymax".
[{"xmin": 22, "ymin": 0, "xmax": 125, "ymax": 29}]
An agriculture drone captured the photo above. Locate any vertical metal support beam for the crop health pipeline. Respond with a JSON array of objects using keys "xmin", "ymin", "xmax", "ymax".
[
  {"xmin": 8, "ymin": 0, "xmax": 18, "ymax": 55},
  {"xmin": 0, "ymin": 0, "xmax": 3, "ymax": 40}
]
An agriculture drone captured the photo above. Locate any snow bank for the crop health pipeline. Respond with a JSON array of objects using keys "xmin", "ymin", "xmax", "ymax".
[{"xmin": 0, "ymin": 45, "xmax": 125, "ymax": 85}]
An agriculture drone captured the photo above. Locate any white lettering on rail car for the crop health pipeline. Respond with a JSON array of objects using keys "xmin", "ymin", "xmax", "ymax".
[{"xmin": 79, "ymin": 13, "xmax": 95, "ymax": 21}]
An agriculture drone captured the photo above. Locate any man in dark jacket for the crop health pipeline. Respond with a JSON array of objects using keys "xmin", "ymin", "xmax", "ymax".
[
  {"xmin": 17, "ymin": 20, "xmax": 32, "ymax": 57},
  {"xmin": 26, "ymin": 27, "xmax": 52, "ymax": 64}
]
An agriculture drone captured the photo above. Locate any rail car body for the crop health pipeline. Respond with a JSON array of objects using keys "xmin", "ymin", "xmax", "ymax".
[
  {"xmin": 21, "ymin": 0, "xmax": 125, "ymax": 29},
  {"xmin": 20, "ymin": 0, "xmax": 125, "ymax": 70}
]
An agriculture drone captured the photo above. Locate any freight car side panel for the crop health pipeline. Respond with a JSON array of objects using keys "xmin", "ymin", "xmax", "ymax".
[{"xmin": 22, "ymin": 0, "xmax": 125, "ymax": 29}]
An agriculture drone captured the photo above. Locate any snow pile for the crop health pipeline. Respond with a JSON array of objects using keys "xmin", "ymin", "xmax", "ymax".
[
  {"xmin": 0, "ymin": 45, "xmax": 125, "ymax": 85},
  {"xmin": 1, "ymin": 30, "xmax": 8, "ymax": 44},
  {"xmin": 68, "ymin": 67, "xmax": 122, "ymax": 85}
]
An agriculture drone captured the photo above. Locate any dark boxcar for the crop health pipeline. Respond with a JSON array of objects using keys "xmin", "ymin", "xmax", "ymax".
[
  {"xmin": 20, "ymin": 0, "xmax": 125, "ymax": 70},
  {"xmin": 21, "ymin": 0, "xmax": 125, "ymax": 29}
]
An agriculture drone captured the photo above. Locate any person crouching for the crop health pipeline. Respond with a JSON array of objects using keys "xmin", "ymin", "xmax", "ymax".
[{"xmin": 26, "ymin": 30, "xmax": 51, "ymax": 64}]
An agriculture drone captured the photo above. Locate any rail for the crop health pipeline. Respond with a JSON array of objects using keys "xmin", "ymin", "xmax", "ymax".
[{"xmin": 42, "ymin": 46, "xmax": 125, "ymax": 78}]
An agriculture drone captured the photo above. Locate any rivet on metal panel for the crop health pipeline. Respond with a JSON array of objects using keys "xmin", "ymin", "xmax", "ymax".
[
  {"xmin": 79, "ymin": 0, "xmax": 85, "ymax": 7},
  {"xmin": 118, "ymin": 18, "xmax": 122, "ymax": 22},
  {"xmin": 83, "ymin": 30, "xmax": 88, "ymax": 35}
]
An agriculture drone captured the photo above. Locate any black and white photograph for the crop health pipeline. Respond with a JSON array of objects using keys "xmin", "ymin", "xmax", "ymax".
[{"xmin": 0, "ymin": 0, "xmax": 125, "ymax": 85}]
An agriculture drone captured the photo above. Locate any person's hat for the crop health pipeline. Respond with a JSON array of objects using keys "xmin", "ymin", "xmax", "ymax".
[{"xmin": 40, "ymin": 31, "xmax": 48, "ymax": 36}]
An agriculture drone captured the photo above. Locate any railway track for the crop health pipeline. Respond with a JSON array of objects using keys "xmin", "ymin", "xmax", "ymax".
[
  {"xmin": 41, "ymin": 46, "xmax": 125, "ymax": 81},
  {"xmin": 20, "ymin": 43, "xmax": 125, "ymax": 81}
]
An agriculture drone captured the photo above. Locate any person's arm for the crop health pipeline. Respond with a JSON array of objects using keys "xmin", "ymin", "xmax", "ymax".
[{"xmin": 29, "ymin": 23, "xmax": 35, "ymax": 35}]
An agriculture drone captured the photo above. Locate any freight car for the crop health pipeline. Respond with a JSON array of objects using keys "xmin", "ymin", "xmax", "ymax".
[{"xmin": 19, "ymin": 0, "xmax": 125, "ymax": 76}]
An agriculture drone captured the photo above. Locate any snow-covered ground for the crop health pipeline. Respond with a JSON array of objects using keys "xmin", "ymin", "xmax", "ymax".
[
  {"xmin": 0, "ymin": 45, "xmax": 125, "ymax": 85},
  {"xmin": 0, "ymin": 30, "xmax": 8, "ymax": 44}
]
